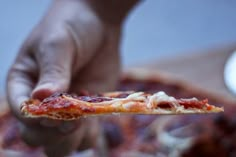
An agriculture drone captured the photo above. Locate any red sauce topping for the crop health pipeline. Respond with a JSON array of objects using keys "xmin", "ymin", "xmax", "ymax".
[
  {"xmin": 177, "ymin": 99, "xmax": 208, "ymax": 109},
  {"xmin": 24, "ymin": 93, "xmax": 114, "ymax": 115},
  {"xmin": 158, "ymin": 102, "xmax": 172, "ymax": 109}
]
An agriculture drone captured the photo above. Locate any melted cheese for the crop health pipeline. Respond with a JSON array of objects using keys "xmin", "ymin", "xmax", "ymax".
[
  {"xmin": 123, "ymin": 102, "xmax": 136, "ymax": 109},
  {"xmin": 147, "ymin": 91, "xmax": 178, "ymax": 109},
  {"xmin": 126, "ymin": 92, "xmax": 146, "ymax": 101}
]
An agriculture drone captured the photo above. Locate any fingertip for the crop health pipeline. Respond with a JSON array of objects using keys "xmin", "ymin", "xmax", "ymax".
[
  {"xmin": 12, "ymin": 95, "xmax": 29, "ymax": 118},
  {"xmin": 7, "ymin": 78, "xmax": 33, "ymax": 120},
  {"xmin": 31, "ymin": 83, "xmax": 56, "ymax": 100}
]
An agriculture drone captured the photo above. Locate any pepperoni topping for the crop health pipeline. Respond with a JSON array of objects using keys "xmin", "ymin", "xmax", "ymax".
[
  {"xmin": 177, "ymin": 99, "xmax": 208, "ymax": 109},
  {"xmin": 77, "ymin": 96, "xmax": 113, "ymax": 103}
]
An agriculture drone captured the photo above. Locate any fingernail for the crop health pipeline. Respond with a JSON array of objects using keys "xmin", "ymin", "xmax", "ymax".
[
  {"xmin": 33, "ymin": 83, "xmax": 55, "ymax": 93},
  {"xmin": 32, "ymin": 83, "xmax": 55, "ymax": 100}
]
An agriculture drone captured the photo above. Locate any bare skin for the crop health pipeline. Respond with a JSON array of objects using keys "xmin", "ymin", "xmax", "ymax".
[{"xmin": 6, "ymin": 0, "xmax": 138, "ymax": 156}]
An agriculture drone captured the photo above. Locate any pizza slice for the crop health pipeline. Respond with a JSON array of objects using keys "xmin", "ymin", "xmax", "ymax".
[{"xmin": 21, "ymin": 91, "xmax": 223, "ymax": 120}]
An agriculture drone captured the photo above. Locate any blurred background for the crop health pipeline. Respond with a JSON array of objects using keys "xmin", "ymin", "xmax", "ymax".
[{"xmin": 1, "ymin": 0, "xmax": 236, "ymax": 94}]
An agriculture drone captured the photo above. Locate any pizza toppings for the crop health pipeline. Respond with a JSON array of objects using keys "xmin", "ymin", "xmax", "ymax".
[
  {"xmin": 147, "ymin": 91, "xmax": 177, "ymax": 109},
  {"xmin": 20, "ymin": 91, "xmax": 223, "ymax": 120},
  {"xmin": 177, "ymin": 98, "xmax": 209, "ymax": 109}
]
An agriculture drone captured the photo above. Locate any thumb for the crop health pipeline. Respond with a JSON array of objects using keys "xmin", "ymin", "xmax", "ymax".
[{"xmin": 32, "ymin": 36, "xmax": 75, "ymax": 100}]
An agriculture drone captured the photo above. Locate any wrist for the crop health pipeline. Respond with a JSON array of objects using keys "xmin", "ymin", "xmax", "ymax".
[{"xmin": 86, "ymin": 0, "xmax": 139, "ymax": 25}]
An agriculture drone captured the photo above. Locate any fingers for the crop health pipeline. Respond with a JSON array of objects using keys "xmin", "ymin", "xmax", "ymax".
[
  {"xmin": 7, "ymin": 52, "xmax": 38, "ymax": 121},
  {"xmin": 19, "ymin": 119, "xmax": 85, "ymax": 157},
  {"xmin": 69, "ymin": 27, "xmax": 121, "ymax": 93},
  {"xmin": 31, "ymin": 29, "xmax": 75, "ymax": 100},
  {"xmin": 19, "ymin": 120, "xmax": 81, "ymax": 146},
  {"xmin": 40, "ymin": 119, "xmax": 78, "ymax": 133},
  {"xmin": 44, "ymin": 122, "xmax": 87, "ymax": 157}
]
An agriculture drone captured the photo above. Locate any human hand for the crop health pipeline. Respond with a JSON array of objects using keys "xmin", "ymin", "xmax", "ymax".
[{"xmin": 6, "ymin": 0, "xmax": 126, "ymax": 156}]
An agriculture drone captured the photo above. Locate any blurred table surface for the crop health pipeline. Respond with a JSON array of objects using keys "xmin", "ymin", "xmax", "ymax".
[{"xmin": 134, "ymin": 43, "xmax": 236, "ymax": 103}]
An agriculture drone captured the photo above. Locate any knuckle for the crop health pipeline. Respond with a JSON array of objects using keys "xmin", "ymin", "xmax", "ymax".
[
  {"xmin": 8, "ymin": 66, "xmax": 27, "ymax": 81},
  {"xmin": 38, "ymin": 39, "xmax": 61, "ymax": 56},
  {"xmin": 8, "ymin": 60, "xmax": 37, "ymax": 82},
  {"xmin": 42, "ymin": 64, "xmax": 66, "ymax": 76},
  {"xmin": 35, "ymin": 29, "xmax": 74, "ymax": 62},
  {"xmin": 38, "ymin": 31, "xmax": 70, "ymax": 54}
]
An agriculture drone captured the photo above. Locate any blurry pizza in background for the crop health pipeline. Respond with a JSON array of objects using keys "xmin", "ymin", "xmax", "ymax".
[{"xmin": 0, "ymin": 69, "xmax": 235, "ymax": 157}]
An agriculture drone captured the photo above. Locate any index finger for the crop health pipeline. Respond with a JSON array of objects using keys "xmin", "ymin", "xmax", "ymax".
[{"xmin": 7, "ymin": 53, "xmax": 38, "ymax": 123}]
